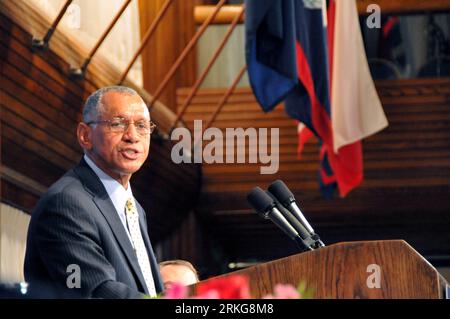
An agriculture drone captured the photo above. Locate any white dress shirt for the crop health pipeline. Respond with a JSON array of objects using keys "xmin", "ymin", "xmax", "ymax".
[{"xmin": 84, "ymin": 154, "xmax": 135, "ymax": 244}]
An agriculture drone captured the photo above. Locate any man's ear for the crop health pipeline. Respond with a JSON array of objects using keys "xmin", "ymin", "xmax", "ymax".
[{"xmin": 77, "ymin": 122, "xmax": 93, "ymax": 150}]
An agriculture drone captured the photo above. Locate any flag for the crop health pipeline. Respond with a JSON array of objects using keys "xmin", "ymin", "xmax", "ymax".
[
  {"xmin": 245, "ymin": 0, "xmax": 299, "ymax": 112},
  {"xmin": 245, "ymin": 0, "xmax": 386, "ymax": 197},
  {"xmin": 322, "ymin": 0, "xmax": 388, "ymax": 196},
  {"xmin": 329, "ymin": 0, "xmax": 388, "ymax": 153},
  {"xmin": 245, "ymin": 0, "xmax": 343, "ymax": 197}
]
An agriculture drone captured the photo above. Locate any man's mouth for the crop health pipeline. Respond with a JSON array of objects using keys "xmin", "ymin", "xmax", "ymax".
[{"xmin": 121, "ymin": 149, "xmax": 140, "ymax": 160}]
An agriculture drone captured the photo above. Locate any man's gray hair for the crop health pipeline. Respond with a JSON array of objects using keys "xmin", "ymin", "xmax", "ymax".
[{"xmin": 82, "ymin": 86, "xmax": 140, "ymax": 123}]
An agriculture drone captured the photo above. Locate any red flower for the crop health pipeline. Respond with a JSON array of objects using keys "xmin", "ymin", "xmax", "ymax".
[{"xmin": 196, "ymin": 275, "xmax": 251, "ymax": 299}]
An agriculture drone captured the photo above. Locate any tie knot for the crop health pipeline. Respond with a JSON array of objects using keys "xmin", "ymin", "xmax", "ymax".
[{"xmin": 125, "ymin": 198, "xmax": 135, "ymax": 213}]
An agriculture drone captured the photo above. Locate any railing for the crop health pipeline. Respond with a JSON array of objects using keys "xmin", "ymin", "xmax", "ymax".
[
  {"xmin": 31, "ymin": 0, "xmax": 247, "ymax": 140},
  {"xmin": 172, "ymin": 5, "xmax": 246, "ymax": 135},
  {"xmin": 118, "ymin": 0, "xmax": 175, "ymax": 84},
  {"xmin": 31, "ymin": 0, "xmax": 73, "ymax": 49},
  {"xmin": 22, "ymin": 0, "xmax": 450, "ymax": 138},
  {"xmin": 71, "ymin": 0, "xmax": 133, "ymax": 77}
]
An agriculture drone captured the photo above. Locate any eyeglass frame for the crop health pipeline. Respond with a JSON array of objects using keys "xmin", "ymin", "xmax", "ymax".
[{"xmin": 85, "ymin": 117, "xmax": 157, "ymax": 136}]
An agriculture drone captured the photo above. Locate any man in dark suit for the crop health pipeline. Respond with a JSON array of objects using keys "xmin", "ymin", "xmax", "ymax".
[{"xmin": 24, "ymin": 86, "xmax": 164, "ymax": 298}]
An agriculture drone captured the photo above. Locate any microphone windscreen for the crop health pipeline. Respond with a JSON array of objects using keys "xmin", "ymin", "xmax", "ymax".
[
  {"xmin": 268, "ymin": 180, "xmax": 295, "ymax": 205},
  {"xmin": 247, "ymin": 187, "xmax": 274, "ymax": 215}
]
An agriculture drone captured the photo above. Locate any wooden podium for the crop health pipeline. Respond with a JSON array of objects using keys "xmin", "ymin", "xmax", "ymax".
[{"xmin": 197, "ymin": 240, "xmax": 448, "ymax": 299}]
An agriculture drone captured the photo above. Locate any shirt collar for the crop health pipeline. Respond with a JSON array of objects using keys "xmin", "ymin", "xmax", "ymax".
[{"xmin": 84, "ymin": 154, "xmax": 133, "ymax": 206}]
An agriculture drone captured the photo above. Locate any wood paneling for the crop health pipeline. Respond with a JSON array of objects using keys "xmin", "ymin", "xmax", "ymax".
[
  {"xmin": 176, "ymin": 78, "xmax": 450, "ymax": 268},
  {"xmin": 357, "ymin": 0, "xmax": 450, "ymax": 15},
  {"xmin": 0, "ymin": 6, "xmax": 201, "ymax": 241},
  {"xmin": 1, "ymin": 179, "xmax": 40, "ymax": 214},
  {"xmin": 194, "ymin": 5, "xmax": 244, "ymax": 25},
  {"xmin": 138, "ymin": 0, "xmax": 200, "ymax": 111},
  {"xmin": 194, "ymin": 1, "xmax": 450, "ymax": 24}
]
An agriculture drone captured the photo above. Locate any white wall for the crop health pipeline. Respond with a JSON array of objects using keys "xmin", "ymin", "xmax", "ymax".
[
  {"xmin": 27, "ymin": 0, "xmax": 143, "ymax": 85},
  {"xmin": 197, "ymin": 24, "xmax": 249, "ymax": 88},
  {"xmin": 0, "ymin": 203, "xmax": 30, "ymax": 284}
]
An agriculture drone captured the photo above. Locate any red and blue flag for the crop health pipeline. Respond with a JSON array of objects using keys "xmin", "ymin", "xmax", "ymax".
[{"xmin": 245, "ymin": 0, "xmax": 369, "ymax": 198}]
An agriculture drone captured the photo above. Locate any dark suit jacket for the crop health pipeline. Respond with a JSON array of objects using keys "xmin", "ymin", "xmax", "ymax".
[{"xmin": 24, "ymin": 159, "xmax": 164, "ymax": 298}]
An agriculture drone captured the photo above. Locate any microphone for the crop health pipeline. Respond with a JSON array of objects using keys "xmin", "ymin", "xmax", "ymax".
[
  {"xmin": 265, "ymin": 192, "xmax": 311, "ymax": 241},
  {"xmin": 247, "ymin": 187, "xmax": 312, "ymax": 252},
  {"xmin": 268, "ymin": 180, "xmax": 325, "ymax": 249}
]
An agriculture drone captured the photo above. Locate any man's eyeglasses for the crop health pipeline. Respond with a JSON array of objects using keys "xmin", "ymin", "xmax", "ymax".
[{"xmin": 86, "ymin": 117, "xmax": 156, "ymax": 136}]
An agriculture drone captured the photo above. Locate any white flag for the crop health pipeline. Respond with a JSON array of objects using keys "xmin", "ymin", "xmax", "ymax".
[{"xmin": 331, "ymin": 0, "xmax": 388, "ymax": 153}]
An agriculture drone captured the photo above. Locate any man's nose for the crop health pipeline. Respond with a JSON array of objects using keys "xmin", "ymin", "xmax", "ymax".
[{"xmin": 123, "ymin": 122, "xmax": 140, "ymax": 142}]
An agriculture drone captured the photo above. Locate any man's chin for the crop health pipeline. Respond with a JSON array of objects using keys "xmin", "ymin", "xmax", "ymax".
[{"xmin": 116, "ymin": 165, "xmax": 142, "ymax": 176}]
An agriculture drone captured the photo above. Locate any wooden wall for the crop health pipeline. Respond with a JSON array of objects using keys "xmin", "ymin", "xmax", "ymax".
[
  {"xmin": 177, "ymin": 78, "xmax": 450, "ymax": 273},
  {"xmin": 0, "ymin": 7, "xmax": 201, "ymax": 242},
  {"xmin": 138, "ymin": 0, "xmax": 201, "ymax": 112},
  {"xmin": 357, "ymin": 0, "xmax": 450, "ymax": 14}
]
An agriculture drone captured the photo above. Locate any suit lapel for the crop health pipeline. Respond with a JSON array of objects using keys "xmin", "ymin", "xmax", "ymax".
[{"xmin": 74, "ymin": 159, "xmax": 149, "ymax": 295}]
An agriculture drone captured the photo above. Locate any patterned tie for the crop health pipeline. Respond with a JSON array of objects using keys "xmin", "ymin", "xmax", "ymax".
[{"xmin": 125, "ymin": 198, "xmax": 156, "ymax": 297}]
